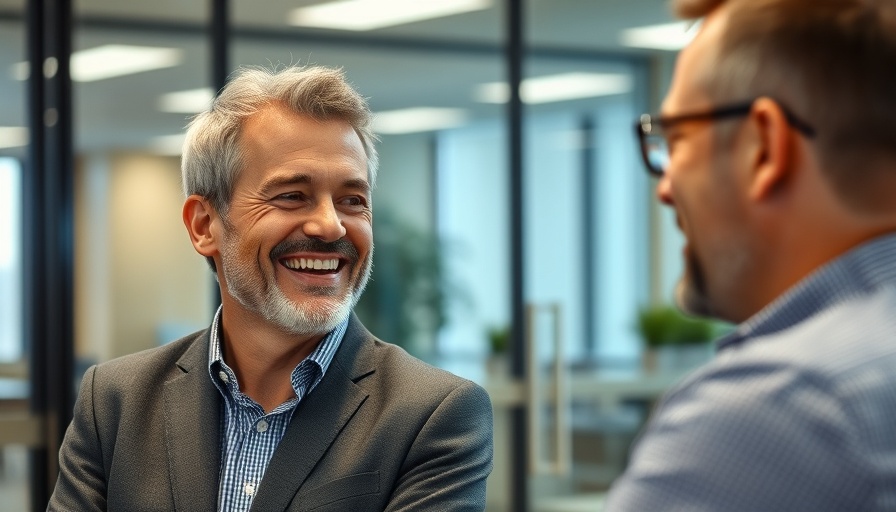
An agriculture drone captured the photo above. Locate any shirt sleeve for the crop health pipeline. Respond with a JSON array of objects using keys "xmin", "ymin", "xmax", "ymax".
[{"xmin": 604, "ymin": 360, "xmax": 872, "ymax": 512}]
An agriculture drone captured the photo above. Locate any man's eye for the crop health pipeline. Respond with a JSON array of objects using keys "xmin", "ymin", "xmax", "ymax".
[
  {"xmin": 340, "ymin": 196, "xmax": 366, "ymax": 207},
  {"xmin": 275, "ymin": 192, "xmax": 306, "ymax": 202}
]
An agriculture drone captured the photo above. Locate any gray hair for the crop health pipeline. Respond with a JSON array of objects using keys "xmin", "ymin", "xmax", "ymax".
[{"xmin": 181, "ymin": 65, "xmax": 379, "ymax": 215}]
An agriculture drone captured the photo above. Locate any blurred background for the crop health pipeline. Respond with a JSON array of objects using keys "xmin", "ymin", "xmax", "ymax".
[{"xmin": 0, "ymin": 0, "xmax": 712, "ymax": 510}]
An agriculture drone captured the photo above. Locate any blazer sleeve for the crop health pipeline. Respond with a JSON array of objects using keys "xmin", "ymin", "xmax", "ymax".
[
  {"xmin": 48, "ymin": 365, "xmax": 108, "ymax": 512},
  {"xmin": 384, "ymin": 380, "xmax": 493, "ymax": 512}
]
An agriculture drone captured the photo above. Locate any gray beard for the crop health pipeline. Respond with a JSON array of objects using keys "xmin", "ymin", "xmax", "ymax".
[{"xmin": 220, "ymin": 237, "xmax": 372, "ymax": 336}]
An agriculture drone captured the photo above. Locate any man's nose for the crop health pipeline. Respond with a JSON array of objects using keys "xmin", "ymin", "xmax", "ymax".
[
  {"xmin": 302, "ymin": 200, "xmax": 347, "ymax": 242},
  {"xmin": 655, "ymin": 173, "xmax": 674, "ymax": 206}
]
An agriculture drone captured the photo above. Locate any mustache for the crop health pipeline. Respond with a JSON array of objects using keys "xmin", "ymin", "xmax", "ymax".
[{"xmin": 270, "ymin": 238, "xmax": 359, "ymax": 262}]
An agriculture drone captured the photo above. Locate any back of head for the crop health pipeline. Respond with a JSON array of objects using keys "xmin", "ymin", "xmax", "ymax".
[
  {"xmin": 674, "ymin": 0, "xmax": 896, "ymax": 212},
  {"xmin": 181, "ymin": 65, "xmax": 379, "ymax": 215}
]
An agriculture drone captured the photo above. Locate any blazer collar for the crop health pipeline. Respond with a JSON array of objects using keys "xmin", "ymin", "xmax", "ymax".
[
  {"xmin": 249, "ymin": 313, "xmax": 375, "ymax": 511},
  {"xmin": 164, "ymin": 330, "xmax": 223, "ymax": 512}
]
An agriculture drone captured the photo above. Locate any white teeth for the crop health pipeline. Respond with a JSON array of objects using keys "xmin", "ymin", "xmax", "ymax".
[{"xmin": 284, "ymin": 258, "xmax": 339, "ymax": 271}]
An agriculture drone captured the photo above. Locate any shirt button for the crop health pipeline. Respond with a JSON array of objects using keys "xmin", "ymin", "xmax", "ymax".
[
  {"xmin": 245, "ymin": 482, "xmax": 256, "ymax": 496},
  {"xmin": 218, "ymin": 371, "xmax": 229, "ymax": 383},
  {"xmin": 256, "ymin": 420, "xmax": 269, "ymax": 433}
]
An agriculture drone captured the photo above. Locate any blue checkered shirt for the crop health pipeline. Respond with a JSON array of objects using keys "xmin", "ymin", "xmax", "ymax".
[
  {"xmin": 207, "ymin": 307, "xmax": 347, "ymax": 512},
  {"xmin": 607, "ymin": 233, "xmax": 896, "ymax": 511}
]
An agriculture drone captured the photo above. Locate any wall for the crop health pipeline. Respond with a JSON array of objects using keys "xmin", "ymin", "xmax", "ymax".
[{"xmin": 75, "ymin": 152, "xmax": 212, "ymax": 364}]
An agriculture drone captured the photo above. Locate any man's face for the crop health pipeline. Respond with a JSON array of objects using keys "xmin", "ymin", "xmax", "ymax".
[
  {"xmin": 657, "ymin": 7, "xmax": 757, "ymax": 322},
  {"xmin": 215, "ymin": 102, "xmax": 373, "ymax": 336}
]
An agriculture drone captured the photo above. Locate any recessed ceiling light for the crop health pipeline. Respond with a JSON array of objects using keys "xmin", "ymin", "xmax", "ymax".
[
  {"xmin": 150, "ymin": 134, "xmax": 186, "ymax": 156},
  {"xmin": 9, "ymin": 62, "xmax": 28, "ymax": 81},
  {"xmin": 290, "ymin": 0, "xmax": 491, "ymax": 31},
  {"xmin": 619, "ymin": 21, "xmax": 699, "ymax": 51},
  {"xmin": 73, "ymin": 45, "xmax": 182, "ymax": 82},
  {"xmin": 11, "ymin": 45, "xmax": 182, "ymax": 82},
  {"xmin": 158, "ymin": 87, "xmax": 215, "ymax": 113},
  {"xmin": 372, "ymin": 107, "xmax": 469, "ymax": 134},
  {"xmin": 474, "ymin": 72, "xmax": 632, "ymax": 104},
  {"xmin": 0, "ymin": 127, "xmax": 28, "ymax": 149}
]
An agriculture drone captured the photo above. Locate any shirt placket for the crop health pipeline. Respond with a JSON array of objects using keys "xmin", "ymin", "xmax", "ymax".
[{"xmin": 230, "ymin": 400, "xmax": 266, "ymax": 511}]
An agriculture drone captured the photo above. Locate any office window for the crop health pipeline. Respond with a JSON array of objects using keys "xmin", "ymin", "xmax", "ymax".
[{"xmin": 0, "ymin": 158, "xmax": 23, "ymax": 362}]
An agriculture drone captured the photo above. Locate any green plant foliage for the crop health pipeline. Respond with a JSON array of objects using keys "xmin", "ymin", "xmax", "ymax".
[
  {"xmin": 486, "ymin": 325, "xmax": 510, "ymax": 355},
  {"xmin": 354, "ymin": 209, "xmax": 469, "ymax": 355},
  {"xmin": 636, "ymin": 305, "xmax": 719, "ymax": 347}
]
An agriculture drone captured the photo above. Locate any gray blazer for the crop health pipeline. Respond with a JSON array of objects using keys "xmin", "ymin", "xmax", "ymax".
[{"xmin": 48, "ymin": 314, "xmax": 493, "ymax": 511}]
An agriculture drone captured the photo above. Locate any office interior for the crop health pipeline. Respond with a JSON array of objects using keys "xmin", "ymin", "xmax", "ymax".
[{"xmin": 0, "ymin": 0, "xmax": 704, "ymax": 510}]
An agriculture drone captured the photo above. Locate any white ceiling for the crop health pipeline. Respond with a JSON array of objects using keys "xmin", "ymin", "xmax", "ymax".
[{"xmin": 0, "ymin": 0, "xmax": 679, "ymax": 156}]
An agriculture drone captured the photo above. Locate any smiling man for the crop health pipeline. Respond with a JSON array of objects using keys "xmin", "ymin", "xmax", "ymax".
[
  {"xmin": 49, "ymin": 66, "xmax": 493, "ymax": 512},
  {"xmin": 606, "ymin": 0, "xmax": 896, "ymax": 510}
]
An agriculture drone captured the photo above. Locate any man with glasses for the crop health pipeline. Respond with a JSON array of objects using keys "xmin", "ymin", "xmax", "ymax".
[{"xmin": 607, "ymin": 0, "xmax": 896, "ymax": 510}]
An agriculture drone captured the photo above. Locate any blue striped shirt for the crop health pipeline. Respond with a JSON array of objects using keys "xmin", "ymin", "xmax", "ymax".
[
  {"xmin": 207, "ymin": 307, "xmax": 347, "ymax": 512},
  {"xmin": 607, "ymin": 233, "xmax": 896, "ymax": 511}
]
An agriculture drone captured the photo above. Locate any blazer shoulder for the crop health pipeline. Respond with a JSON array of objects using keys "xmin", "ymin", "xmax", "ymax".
[
  {"xmin": 365, "ymin": 336, "xmax": 490, "ymax": 405},
  {"xmin": 89, "ymin": 329, "xmax": 209, "ymax": 389}
]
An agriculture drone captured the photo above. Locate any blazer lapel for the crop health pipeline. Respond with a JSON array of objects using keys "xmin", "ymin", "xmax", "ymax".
[
  {"xmin": 249, "ymin": 315, "xmax": 375, "ymax": 512},
  {"xmin": 163, "ymin": 331, "xmax": 223, "ymax": 512}
]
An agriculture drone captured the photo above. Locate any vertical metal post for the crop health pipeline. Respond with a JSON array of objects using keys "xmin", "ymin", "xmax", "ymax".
[
  {"xmin": 26, "ymin": 0, "xmax": 75, "ymax": 507},
  {"xmin": 506, "ymin": 0, "xmax": 528, "ymax": 510},
  {"xmin": 580, "ymin": 116, "xmax": 597, "ymax": 359},
  {"xmin": 24, "ymin": 0, "xmax": 48, "ymax": 505},
  {"xmin": 211, "ymin": 0, "xmax": 229, "ymax": 91}
]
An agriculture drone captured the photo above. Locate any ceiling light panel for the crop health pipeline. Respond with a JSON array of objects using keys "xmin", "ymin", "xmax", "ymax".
[
  {"xmin": 290, "ymin": 0, "xmax": 491, "ymax": 31},
  {"xmin": 474, "ymin": 72, "xmax": 632, "ymax": 104},
  {"xmin": 12, "ymin": 45, "xmax": 183, "ymax": 82},
  {"xmin": 372, "ymin": 107, "xmax": 469, "ymax": 134},
  {"xmin": 158, "ymin": 87, "xmax": 215, "ymax": 113},
  {"xmin": 72, "ymin": 45, "xmax": 182, "ymax": 82},
  {"xmin": 150, "ymin": 134, "xmax": 187, "ymax": 156},
  {"xmin": 619, "ymin": 21, "xmax": 699, "ymax": 51},
  {"xmin": 0, "ymin": 127, "xmax": 29, "ymax": 149}
]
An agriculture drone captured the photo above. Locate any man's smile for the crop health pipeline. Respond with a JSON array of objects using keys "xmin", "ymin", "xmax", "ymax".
[{"xmin": 280, "ymin": 256, "xmax": 346, "ymax": 275}]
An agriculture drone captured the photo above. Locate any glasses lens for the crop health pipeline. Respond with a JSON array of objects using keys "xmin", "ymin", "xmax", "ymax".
[{"xmin": 644, "ymin": 134, "xmax": 668, "ymax": 175}]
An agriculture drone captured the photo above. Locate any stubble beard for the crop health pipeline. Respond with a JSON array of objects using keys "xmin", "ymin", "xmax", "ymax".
[
  {"xmin": 220, "ymin": 234, "xmax": 372, "ymax": 336},
  {"xmin": 675, "ymin": 250, "xmax": 713, "ymax": 317},
  {"xmin": 675, "ymin": 234, "xmax": 751, "ymax": 323}
]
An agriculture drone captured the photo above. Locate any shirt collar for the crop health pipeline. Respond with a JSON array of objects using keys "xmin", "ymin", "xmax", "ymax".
[
  {"xmin": 718, "ymin": 233, "xmax": 896, "ymax": 351},
  {"xmin": 206, "ymin": 305, "xmax": 349, "ymax": 397}
]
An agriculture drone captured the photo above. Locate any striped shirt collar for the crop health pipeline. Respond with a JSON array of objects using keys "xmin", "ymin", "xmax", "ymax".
[
  {"xmin": 206, "ymin": 305, "xmax": 348, "ymax": 401},
  {"xmin": 718, "ymin": 233, "xmax": 896, "ymax": 351}
]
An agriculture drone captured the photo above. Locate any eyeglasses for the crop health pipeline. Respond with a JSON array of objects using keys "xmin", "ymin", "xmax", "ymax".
[{"xmin": 635, "ymin": 99, "xmax": 816, "ymax": 177}]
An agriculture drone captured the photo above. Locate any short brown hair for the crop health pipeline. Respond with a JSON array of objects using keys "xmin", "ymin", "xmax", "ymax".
[{"xmin": 673, "ymin": 0, "xmax": 896, "ymax": 211}]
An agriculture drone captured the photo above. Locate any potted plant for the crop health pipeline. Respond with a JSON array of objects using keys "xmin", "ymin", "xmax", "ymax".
[
  {"xmin": 485, "ymin": 325, "xmax": 510, "ymax": 375},
  {"xmin": 636, "ymin": 305, "xmax": 720, "ymax": 372}
]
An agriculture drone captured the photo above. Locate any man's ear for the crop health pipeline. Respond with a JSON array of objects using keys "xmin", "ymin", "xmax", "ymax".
[
  {"xmin": 746, "ymin": 97, "xmax": 797, "ymax": 202},
  {"xmin": 183, "ymin": 195, "xmax": 220, "ymax": 259}
]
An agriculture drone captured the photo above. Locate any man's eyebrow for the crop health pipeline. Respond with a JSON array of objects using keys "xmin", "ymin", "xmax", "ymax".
[
  {"xmin": 259, "ymin": 174, "xmax": 312, "ymax": 196},
  {"xmin": 258, "ymin": 174, "xmax": 371, "ymax": 196},
  {"xmin": 342, "ymin": 178, "xmax": 371, "ymax": 194}
]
